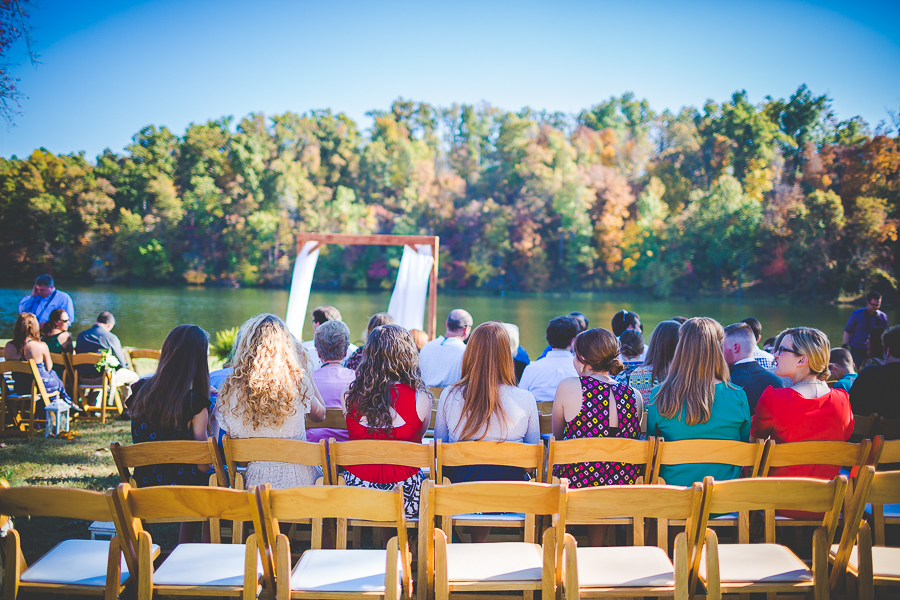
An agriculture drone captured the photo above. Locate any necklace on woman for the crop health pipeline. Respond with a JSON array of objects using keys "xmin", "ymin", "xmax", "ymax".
[{"xmin": 794, "ymin": 378, "xmax": 823, "ymax": 386}]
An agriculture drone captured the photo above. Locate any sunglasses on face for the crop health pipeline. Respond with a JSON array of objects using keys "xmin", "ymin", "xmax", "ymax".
[{"xmin": 774, "ymin": 345, "xmax": 802, "ymax": 356}]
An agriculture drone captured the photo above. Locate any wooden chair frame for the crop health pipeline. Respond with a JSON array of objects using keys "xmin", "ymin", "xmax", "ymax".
[
  {"xmin": 70, "ymin": 352, "xmax": 121, "ymax": 423},
  {"xmin": 48, "ymin": 352, "xmax": 73, "ymax": 390},
  {"xmin": 562, "ymin": 483, "xmax": 709, "ymax": 600},
  {"xmin": 850, "ymin": 413, "xmax": 880, "ymax": 443},
  {"xmin": 653, "ymin": 439, "xmax": 766, "ymax": 544},
  {"xmin": 0, "ymin": 359, "xmax": 59, "ymax": 436},
  {"xmin": 418, "ymin": 480, "xmax": 567, "ymax": 600},
  {"xmin": 699, "ymin": 475, "xmax": 848, "ymax": 600},
  {"xmin": 0, "ymin": 479, "xmax": 136, "ymax": 600},
  {"xmin": 305, "ymin": 408, "xmax": 347, "ymax": 432},
  {"xmin": 126, "ymin": 348, "xmax": 161, "ymax": 374},
  {"xmin": 108, "ymin": 482, "xmax": 266, "ymax": 600},
  {"xmin": 254, "ymin": 483, "xmax": 412, "ymax": 600}
]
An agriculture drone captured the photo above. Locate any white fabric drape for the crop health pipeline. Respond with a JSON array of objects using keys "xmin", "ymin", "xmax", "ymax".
[
  {"xmin": 285, "ymin": 241, "xmax": 320, "ymax": 340},
  {"xmin": 387, "ymin": 245, "xmax": 434, "ymax": 331}
]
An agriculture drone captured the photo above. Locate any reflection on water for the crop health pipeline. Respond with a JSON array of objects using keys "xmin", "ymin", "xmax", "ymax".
[{"xmin": 1, "ymin": 284, "xmax": 896, "ymax": 360}]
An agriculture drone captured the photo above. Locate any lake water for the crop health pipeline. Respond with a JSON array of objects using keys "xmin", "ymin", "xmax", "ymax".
[{"xmin": 2, "ymin": 284, "xmax": 894, "ymax": 359}]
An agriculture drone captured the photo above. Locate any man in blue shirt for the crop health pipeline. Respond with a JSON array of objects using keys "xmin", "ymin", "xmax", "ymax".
[
  {"xmin": 843, "ymin": 292, "xmax": 889, "ymax": 368},
  {"xmin": 17, "ymin": 274, "xmax": 75, "ymax": 325}
]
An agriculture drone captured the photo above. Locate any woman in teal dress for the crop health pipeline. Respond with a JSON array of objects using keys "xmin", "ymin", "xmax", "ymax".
[{"xmin": 647, "ymin": 317, "xmax": 751, "ymax": 487}]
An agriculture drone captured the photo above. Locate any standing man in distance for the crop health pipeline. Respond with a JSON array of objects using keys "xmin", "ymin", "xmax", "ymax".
[
  {"xmin": 722, "ymin": 322, "xmax": 786, "ymax": 414},
  {"xmin": 18, "ymin": 274, "xmax": 75, "ymax": 325},
  {"xmin": 519, "ymin": 315, "xmax": 579, "ymax": 404},
  {"xmin": 301, "ymin": 305, "xmax": 358, "ymax": 370},
  {"xmin": 419, "ymin": 309, "xmax": 473, "ymax": 388},
  {"xmin": 849, "ymin": 325, "xmax": 900, "ymax": 419},
  {"xmin": 741, "ymin": 317, "xmax": 776, "ymax": 369},
  {"xmin": 76, "ymin": 311, "xmax": 141, "ymax": 399},
  {"xmin": 843, "ymin": 292, "xmax": 889, "ymax": 368}
]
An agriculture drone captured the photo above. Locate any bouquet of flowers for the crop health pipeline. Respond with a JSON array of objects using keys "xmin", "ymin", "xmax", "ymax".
[{"xmin": 96, "ymin": 348, "xmax": 120, "ymax": 371}]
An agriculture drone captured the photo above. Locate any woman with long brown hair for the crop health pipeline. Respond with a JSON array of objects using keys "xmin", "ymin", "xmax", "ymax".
[
  {"xmin": 341, "ymin": 324, "xmax": 432, "ymax": 519},
  {"xmin": 647, "ymin": 317, "xmax": 750, "ymax": 487},
  {"xmin": 4, "ymin": 312, "xmax": 73, "ymax": 408},
  {"xmin": 629, "ymin": 320, "xmax": 681, "ymax": 407},
  {"xmin": 128, "ymin": 324, "xmax": 212, "ymax": 543}
]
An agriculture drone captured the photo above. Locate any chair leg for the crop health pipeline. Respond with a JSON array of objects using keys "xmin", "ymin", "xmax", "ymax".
[
  {"xmin": 4, "ymin": 530, "xmax": 22, "ymax": 600},
  {"xmin": 105, "ymin": 536, "xmax": 122, "ymax": 600},
  {"xmin": 137, "ymin": 531, "xmax": 154, "ymax": 600},
  {"xmin": 434, "ymin": 530, "xmax": 449, "ymax": 600},
  {"xmin": 812, "ymin": 527, "xmax": 829, "ymax": 600}
]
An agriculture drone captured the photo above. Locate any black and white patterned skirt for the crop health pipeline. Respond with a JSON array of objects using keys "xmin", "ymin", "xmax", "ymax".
[{"xmin": 341, "ymin": 469, "xmax": 426, "ymax": 519}]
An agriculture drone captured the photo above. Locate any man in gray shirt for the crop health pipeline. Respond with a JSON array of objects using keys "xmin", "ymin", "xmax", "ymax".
[{"xmin": 76, "ymin": 311, "xmax": 140, "ymax": 397}]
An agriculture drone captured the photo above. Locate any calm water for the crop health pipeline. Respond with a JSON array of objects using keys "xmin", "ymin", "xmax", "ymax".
[{"xmin": 1, "ymin": 285, "xmax": 895, "ymax": 359}]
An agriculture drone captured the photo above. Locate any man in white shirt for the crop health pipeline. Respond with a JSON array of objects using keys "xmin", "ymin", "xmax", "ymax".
[
  {"xmin": 419, "ymin": 309, "xmax": 473, "ymax": 388},
  {"xmin": 519, "ymin": 315, "xmax": 579, "ymax": 403},
  {"xmin": 741, "ymin": 317, "xmax": 776, "ymax": 370},
  {"xmin": 300, "ymin": 306, "xmax": 358, "ymax": 369}
]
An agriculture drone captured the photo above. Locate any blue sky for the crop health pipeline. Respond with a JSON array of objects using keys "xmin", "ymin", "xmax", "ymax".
[{"xmin": 1, "ymin": 0, "xmax": 898, "ymax": 160}]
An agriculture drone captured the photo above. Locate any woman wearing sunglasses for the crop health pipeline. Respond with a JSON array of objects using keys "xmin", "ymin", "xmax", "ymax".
[{"xmin": 751, "ymin": 327, "xmax": 853, "ymax": 515}]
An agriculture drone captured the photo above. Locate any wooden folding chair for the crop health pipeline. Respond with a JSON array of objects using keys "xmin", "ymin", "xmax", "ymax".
[
  {"xmin": 419, "ymin": 480, "xmax": 567, "ymax": 600},
  {"xmin": 562, "ymin": 483, "xmax": 708, "ymax": 599},
  {"xmin": 0, "ymin": 479, "xmax": 155, "ymax": 600},
  {"xmin": 329, "ymin": 439, "xmax": 434, "ymax": 548},
  {"xmin": 127, "ymin": 348, "xmax": 161, "ymax": 376},
  {"xmin": 759, "ymin": 440, "xmax": 870, "ymax": 532},
  {"xmin": 71, "ymin": 353, "xmax": 121, "ymax": 423},
  {"xmin": 829, "ymin": 466, "xmax": 900, "ymax": 599},
  {"xmin": 535, "ymin": 401, "xmax": 554, "ymax": 416},
  {"xmin": 254, "ymin": 483, "xmax": 412, "ymax": 600},
  {"xmin": 0, "ymin": 359, "xmax": 58, "ymax": 436},
  {"xmin": 222, "ymin": 435, "xmax": 329, "ymax": 542},
  {"xmin": 653, "ymin": 439, "xmax": 766, "ymax": 544},
  {"xmin": 876, "ymin": 417, "xmax": 900, "ymax": 441},
  {"xmin": 108, "ymin": 482, "xmax": 266, "ymax": 600},
  {"xmin": 435, "ymin": 440, "xmax": 545, "ymax": 542},
  {"xmin": 48, "ymin": 352, "xmax": 73, "ymax": 390},
  {"xmin": 305, "ymin": 407, "xmax": 347, "ymax": 431},
  {"xmin": 850, "ymin": 413, "xmax": 880, "ymax": 443},
  {"xmin": 699, "ymin": 475, "xmax": 848, "ymax": 600},
  {"xmin": 427, "ymin": 388, "xmax": 444, "ymax": 404}
]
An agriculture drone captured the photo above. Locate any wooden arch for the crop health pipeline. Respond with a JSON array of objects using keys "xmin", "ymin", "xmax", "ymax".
[{"xmin": 296, "ymin": 232, "xmax": 440, "ymax": 339}]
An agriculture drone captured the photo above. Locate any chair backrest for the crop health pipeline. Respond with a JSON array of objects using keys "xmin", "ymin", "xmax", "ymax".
[
  {"xmin": 305, "ymin": 408, "xmax": 347, "ymax": 431},
  {"xmin": 829, "ymin": 466, "xmax": 876, "ymax": 589},
  {"xmin": 328, "ymin": 439, "xmax": 434, "ymax": 485},
  {"xmin": 427, "ymin": 387, "xmax": 444, "ymax": 403},
  {"xmin": 110, "ymin": 438, "xmax": 226, "ymax": 487},
  {"xmin": 654, "ymin": 439, "xmax": 766, "ymax": 483},
  {"xmin": 127, "ymin": 349, "xmax": 161, "ymax": 374},
  {"xmin": 548, "ymin": 437, "xmax": 657, "ymax": 484},
  {"xmin": 0, "ymin": 359, "xmax": 53, "ymax": 405},
  {"xmin": 70, "ymin": 352, "xmax": 110, "ymax": 390},
  {"xmin": 876, "ymin": 417, "xmax": 900, "ymax": 441},
  {"xmin": 222, "ymin": 435, "xmax": 328, "ymax": 488},
  {"xmin": 539, "ymin": 414, "xmax": 552, "ymax": 436},
  {"xmin": 109, "ymin": 482, "xmax": 262, "ymax": 583},
  {"xmin": 857, "ymin": 467, "xmax": 900, "ymax": 547},
  {"xmin": 0, "ymin": 479, "xmax": 113, "ymax": 524},
  {"xmin": 536, "ymin": 401, "xmax": 554, "ymax": 415},
  {"xmin": 760, "ymin": 440, "xmax": 871, "ymax": 476},
  {"xmin": 435, "ymin": 440, "xmax": 545, "ymax": 483},
  {"xmin": 48, "ymin": 352, "xmax": 72, "ymax": 384},
  {"xmin": 871, "ymin": 437, "xmax": 900, "ymax": 469},
  {"xmin": 850, "ymin": 413, "xmax": 879, "ymax": 442},
  {"xmin": 702, "ymin": 475, "xmax": 848, "ymax": 546},
  {"xmin": 566, "ymin": 482, "xmax": 707, "ymax": 552}
]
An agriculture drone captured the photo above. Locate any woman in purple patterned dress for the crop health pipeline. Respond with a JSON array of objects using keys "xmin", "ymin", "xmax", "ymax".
[{"xmin": 551, "ymin": 327, "xmax": 643, "ymax": 547}]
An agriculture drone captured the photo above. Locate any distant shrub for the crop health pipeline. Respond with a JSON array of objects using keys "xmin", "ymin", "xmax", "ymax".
[{"xmin": 211, "ymin": 326, "xmax": 239, "ymax": 362}]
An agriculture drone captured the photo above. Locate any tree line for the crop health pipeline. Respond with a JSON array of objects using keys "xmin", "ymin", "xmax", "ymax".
[{"xmin": 1, "ymin": 86, "xmax": 898, "ymax": 298}]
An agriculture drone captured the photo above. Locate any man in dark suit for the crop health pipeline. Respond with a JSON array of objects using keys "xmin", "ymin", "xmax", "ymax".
[{"xmin": 723, "ymin": 322, "xmax": 788, "ymax": 414}]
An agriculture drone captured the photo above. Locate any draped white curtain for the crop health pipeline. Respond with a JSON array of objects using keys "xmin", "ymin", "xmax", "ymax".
[
  {"xmin": 387, "ymin": 245, "xmax": 434, "ymax": 331},
  {"xmin": 285, "ymin": 241, "xmax": 320, "ymax": 340}
]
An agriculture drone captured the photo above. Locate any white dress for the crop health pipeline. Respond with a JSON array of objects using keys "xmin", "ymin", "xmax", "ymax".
[{"xmin": 219, "ymin": 382, "xmax": 317, "ymax": 489}]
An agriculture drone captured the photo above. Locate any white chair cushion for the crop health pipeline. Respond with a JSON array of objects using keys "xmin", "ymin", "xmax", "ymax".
[
  {"xmin": 700, "ymin": 544, "xmax": 813, "ymax": 583},
  {"xmin": 711, "ymin": 512, "xmax": 738, "ymax": 520},
  {"xmin": 20, "ymin": 539, "xmax": 156, "ymax": 586},
  {"xmin": 829, "ymin": 544, "xmax": 900, "ymax": 578},
  {"xmin": 446, "ymin": 542, "xmax": 543, "ymax": 582},
  {"xmin": 152, "ymin": 543, "xmax": 262, "ymax": 587},
  {"xmin": 576, "ymin": 545, "xmax": 674, "ymax": 587},
  {"xmin": 291, "ymin": 549, "xmax": 401, "ymax": 591},
  {"xmin": 452, "ymin": 513, "xmax": 525, "ymax": 522}
]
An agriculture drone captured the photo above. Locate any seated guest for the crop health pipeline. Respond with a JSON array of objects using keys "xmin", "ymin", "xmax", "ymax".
[
  {"xmin": 301, "ymin": 305, "xmax": 358, "ymax": 369},
  {"xmin": 615, "ymin": 329, "xmax": 644, "ymax": 386},
  {"xmin": 419, "ymin": 309, "xmax": 473, "ymax": 387},
  {"xmin": 862, "ymin": 326, "xmax": 886, "ymax": 370},
  {"xmin": 501, "ymin": 322, "xmax": 530, "ymax": 383},
  {"xmin": 218, "ymin": 314, "xmax": 326, "ymax": 489},
  {"xmin": 76, "ymin": 311, "xmax": 140, "ymax": 398},
  {"xmin": 4, "ymin": 312, "xmax": 74, "ymax": 414},
  {"xmin": 741, "ymin": 317, "xmax": 776, "ymax": 369},
  {"xmin": 630, "ymin": 320, "xmax": 681, "ymax": 407},
  {"xmin": 345, "ymin": 312, "xmax": 395, "ymax": 370},
  {"xmin": 41, "ymin": 308, "xmax": 73, "ymax": 353},
  {"xmin": 752, "ymin": 327, "xmax": 853, "ymax": 516},
  {"xmin": 537, "ymin": 312, "xmax": 588, "ymax": 359},
  {"xmin": 519, "ymin": 316, "xmax": 579, "ymax": 403},
  {"xmin": 552, "ymin": 327, "xmax": 642, "ymax": 546},
  {"xmin": 409, "ymin": 329, "xmax": 429, "ymax": 351},
  {"xmin": 762, "ymin": 337, "xmax": 776, "ymax": 353},
  {"xmin": 308, "ymin": 320, "xmax": 355, "ymax": 444},
  {"xmin": 128, "ymin": 324, "xmax": 213, "ymax": 544},
  {"xmin": 850, "ymin": 325, "xmax": 900, "ymax": 419},
  {"xmin": 723, "ymin": 322, "xmax": 786, "ymax": 414},
  {"xmin": 670, "ymin": 316, "xmax": 688, "ymax": 324},
  {"xmin": 647, "ymin": 317, "xmax": 751, "ymax": 487},
  {"xmin": 829, "ymin": 348, "xmax": 857, "ymax": 393},
  {"xmin": 612, "ymin": 309, "xmax": 648, "ymax": 359},
  {"xmin": 342, "ymin": 324, "xmax": 432, "ymax": 521},
  {"xmin": 436, "ymin": 322, "xmax": 539, "ymax": 542}
]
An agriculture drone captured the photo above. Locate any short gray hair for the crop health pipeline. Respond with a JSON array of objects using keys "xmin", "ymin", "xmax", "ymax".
[
  {"xmin": 315, "ymin": 320, "xmax": 351, "ymax": 362},
  {"xmin": 501, "ymin": 323, "xmax": 520, "ymax": 355}
]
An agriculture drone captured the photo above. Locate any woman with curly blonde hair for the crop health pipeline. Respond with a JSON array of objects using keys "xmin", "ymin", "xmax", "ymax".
[
  {"xmin": 341, "ymin": 324, "xmax": 432, "ymax": 519},
  {"xmin": 218, "ymin": 314, "xmax": 326, "ymax": 488}
]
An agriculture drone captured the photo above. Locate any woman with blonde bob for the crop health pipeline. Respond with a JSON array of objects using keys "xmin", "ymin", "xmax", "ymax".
[
  {"xmin": 647, "ymin": 317, "xmax": 751, "ymax": 487},
  {"xmin": 218, "ymin": 314, "xmax": 326, "ymax": 489}
]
